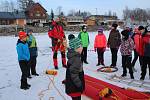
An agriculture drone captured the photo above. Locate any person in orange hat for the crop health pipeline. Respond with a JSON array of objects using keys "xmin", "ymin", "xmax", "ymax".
[{"xmin": 16, "ymin": 31, "xmax": 31, "ymax": 90}]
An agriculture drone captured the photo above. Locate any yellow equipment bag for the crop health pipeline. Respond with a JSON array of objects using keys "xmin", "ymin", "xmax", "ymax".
[{"xmin": 46, "ymin": 70, "xmax": 57, "ymax": 75}]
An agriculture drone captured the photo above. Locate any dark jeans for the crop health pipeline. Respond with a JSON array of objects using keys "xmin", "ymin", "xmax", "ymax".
[
  {"xmin": 141, "ymin": 56, "xmax": 150, "ymax": 79},
  {"xmin": 81, "ymin": 47, "xmax": 87, "ymax": 63},
  {"xmin": 110, "ymin": 48, "xmax": 118, "ymax": 66},
  {"xmin": 122, "ymin": 55, "xmax": 133, "ymax": 75},
  {"xmin": 19, "ymin": 60, "xmax": 28, "ymax": 81},
  {"xmin": 131, "ymin": 49, "xmax": 143, "ymax": 67},
  {"xmin": 28, "ymin": 56, "xmax": 37, "ymax": 75},
  {"xmin": 71, "ymin": 96, "xmax": 81, "ymax": 100},
  {"xmin": 97, "ymin": 48, "xmax": 104, "ymax": 64}
]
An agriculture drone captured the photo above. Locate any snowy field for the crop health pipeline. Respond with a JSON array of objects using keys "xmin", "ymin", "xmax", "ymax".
[{"xmin": 0, "ymin": 30, "xmax": 150, "ymax": 100}]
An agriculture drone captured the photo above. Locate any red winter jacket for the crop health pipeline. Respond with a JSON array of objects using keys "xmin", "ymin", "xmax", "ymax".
[
  {"xmin": 94, "ymin": 33, "xmax": 107, "ymax": 48},
  {"xmin": 142, "ymin": 33, "xmax": 150, "ymax": 57},
  {"xmin": 133, "ymin": 32, "xmax": 144, "ymax": 56},
  {"xmin": 48, "ymin": 21, "xmax": 65, "ymax": 40}
]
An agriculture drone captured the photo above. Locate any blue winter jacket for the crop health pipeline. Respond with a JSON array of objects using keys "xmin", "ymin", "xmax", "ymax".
[{"xmin": 16, "ymin": 39, "xmax": 30, "ymax": 61}]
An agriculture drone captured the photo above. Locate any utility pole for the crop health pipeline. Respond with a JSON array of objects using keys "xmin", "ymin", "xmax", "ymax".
[{"xmin": 95, "ymin": 8, "xmax": 98, "ymax": 15}]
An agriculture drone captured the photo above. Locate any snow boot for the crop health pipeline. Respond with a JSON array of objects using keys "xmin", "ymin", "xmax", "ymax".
[
  {"xmin": 130, "ymin": 74, "xmax": 134, "ymax": 79},
  {"xmin": 20, "ymin": 79, "xmax": 29, "ymax": 90},
  {"xmin": 96, "ymin": 63, "xmax": 100, "ymax": 66},
  {"xmin": 121, "ymin": 73, "xmax": 127, "ymax": 77},
  {"xmin": 55, "ymin": 66, "xmax": 58, "ymax": 70}
]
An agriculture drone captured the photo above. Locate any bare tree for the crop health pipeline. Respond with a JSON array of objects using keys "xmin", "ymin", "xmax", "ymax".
[
  {"xmin": 108, "ymin": 10, "xmax": 112, "ymax": 16},
  {"xmin": 123, "ymin": 7, "xmax": 149, "ymax": 22},
  {"xmin": 18, "ymin": 0, "xmax": 34, "ymax": 11},
  {"xmin": 68, "ymin": 9, "xmax": 75, "ymax": 16}
]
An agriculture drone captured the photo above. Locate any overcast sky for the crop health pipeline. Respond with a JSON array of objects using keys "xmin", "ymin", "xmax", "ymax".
[{"xmin": 5, "ymin": 0, "xmax": 150, "ymax": 19}]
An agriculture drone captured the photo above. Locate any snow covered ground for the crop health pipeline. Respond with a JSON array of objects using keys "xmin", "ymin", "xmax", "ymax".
[{"xmin": 0, "ymin": 30, "xmax": 150, "ymax": 100}]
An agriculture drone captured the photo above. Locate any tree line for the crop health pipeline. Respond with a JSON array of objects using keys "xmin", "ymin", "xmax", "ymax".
[{"xmin": 123, "ymin": 7, "xmax": 150, "ymax": 22}]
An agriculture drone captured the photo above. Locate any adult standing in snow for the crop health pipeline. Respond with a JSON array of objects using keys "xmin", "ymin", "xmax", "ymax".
[
  {"xmin": 107, "ymin": 23, "xmax": 121, "ymax": 67},
  {"xmin": 131, "ymin": 27, "xmax": 143, "ymax": 72},
  {"xmin": 48, "ymin": 19, "xmax": 67, "ymax": 69},
  {"xmin": 27, "ymin": 29, "xmax": 39, "ymax": 77},
  {"xmin": 120, "ymin": 30, "xmax": 134, "ymax": 79},
  {"xmin": 78, "ymin": 25, "xmax": 90, "ymax": 64},
  {"xmin": 94, "ymin": 27, "xmax": 107, "ymax": 66},
  {"xmin": 140, "ymin": 26, "xmax": 150, "ymax": 80},
  {"xmin": 65, "ymin": 34, "xmax": 85, "ymax": 100},
  {"xmin": 16, "ymin": 31, "xmax": 31, "ymax": 90}
]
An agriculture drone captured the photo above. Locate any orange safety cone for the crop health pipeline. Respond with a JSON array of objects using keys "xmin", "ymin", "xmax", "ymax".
[{"xmin": 46, "ymin": 70, "xmax": 58, "ymax": 75}]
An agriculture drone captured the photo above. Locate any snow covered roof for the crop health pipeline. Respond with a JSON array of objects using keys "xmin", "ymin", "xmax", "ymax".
[{"xmin": 0, "ymin": 12, "xmax": 26, "ymax": 19}]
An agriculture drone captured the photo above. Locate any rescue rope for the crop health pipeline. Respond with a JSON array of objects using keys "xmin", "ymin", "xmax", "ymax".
[
  {"xmin": 38, "ymin": 72, "xmax": 67, "ymax": 100},
  {"xmin": 97, "ymin": 66, "xmax": 118, "ymax": 73}
]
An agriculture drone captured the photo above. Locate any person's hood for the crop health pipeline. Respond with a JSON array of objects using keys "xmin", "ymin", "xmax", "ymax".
[
  {"xmin": 67, "ymin": 49, "xmax": 80, "ymax": 59},
  {"xmin": 17, "ymin": 39, "xmax": 26, "ymax": 45}
]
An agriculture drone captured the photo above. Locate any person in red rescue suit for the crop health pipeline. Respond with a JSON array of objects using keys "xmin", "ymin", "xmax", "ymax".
[
  {"xmin": 139, "ymin": 26, "xmax": 150, "ymax": 80},
  {"xmin": 94, "ymin": 27, "xmax": 107, "ymax": 66},
  {"xmin": 131, "ymin": 27, "xmax": 144, "ymax": 72},
  {"xmin": 48, "ymin": 20, "xmax": 67, "ymax": 69}
]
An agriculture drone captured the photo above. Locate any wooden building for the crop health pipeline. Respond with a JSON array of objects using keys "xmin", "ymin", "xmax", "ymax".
[
  {"xmin": 66, "ymin": 16, "xmax": 84, "ymax": 26},
  {"xmin": 85, "ymin": 15, "xmax": 118, "ymax": 26},
  {"xmin": 0, "ymin": 12, "xmax": 26, "ymax": 27},
  {"xmin": 25, "ymin": 3, "xmax": 48, "ymax": 27}
]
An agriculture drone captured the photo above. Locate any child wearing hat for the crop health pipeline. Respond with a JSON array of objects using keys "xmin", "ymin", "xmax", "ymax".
[
  {"xmin": 65, "ymin": 34, "xmax": 85, "ymax": 100},
  {"xmin": 107, "ymin": 23, "xmax": 121, "ymax": 67},
  {"xmin": 27, "ymin": 29, "xmax": 39, "ymax": 77},
  {"xmin": 78, "ymin": 25, "xmax": 90, "ymax": 64},
  {"xmin": 120, "ymin": 30, "xmax": 134, "ymax": 79},
  {"xmin": 16, "ymin": 31, "xmax": 31, "ymax": 90},
  {"xmin": 94, "ymin": 27, "xmax": 107, "ymax": 66}
]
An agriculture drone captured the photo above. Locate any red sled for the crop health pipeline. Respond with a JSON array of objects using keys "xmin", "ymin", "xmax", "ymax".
[{"xmin": 84, "ymin": 75, "xmax": 150, "ymax": 100}]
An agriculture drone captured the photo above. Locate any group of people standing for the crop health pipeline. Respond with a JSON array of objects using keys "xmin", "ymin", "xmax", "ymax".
[
  {"xmin": 16, "ymin": 18, "xmax": 150, "ymax": 100},
  {"xmin": 16, "ymin": 29, "xmax": 39, "ymax": 90}
]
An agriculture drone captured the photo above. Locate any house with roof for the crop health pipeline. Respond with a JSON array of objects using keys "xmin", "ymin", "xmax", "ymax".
[
  {"xmin": 0, "ymin": 11, "xmax": 26, "ymax": 27},
  {"xmin": 85, "ymin": 15, "xmax": 118, "ymax": 26},
  {"xmin": 65, "ymin": 16, "xmax": 84, "ymax": 26},
  {"xmin": 25, "ymin": 3, "xmax": 48, "ymax": 27}
]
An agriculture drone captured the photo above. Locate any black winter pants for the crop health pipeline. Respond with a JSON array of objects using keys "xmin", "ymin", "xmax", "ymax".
[
  {"xmin": 28, "ymin": 56, "xmax": 37, "ymax": 75},
  {"xmin": 110, "ymin": 48, "xmax": 118, "ymax": 66},
  {"xmin": 141, "ymin": 56, "xmax": 150, "ymax": 79},
  {"xmin": 81, "ymin": 47, "xmax": 87, "ymax": 63},
  {"xmin": 122, "ymin": 55, "xmax": 133, "ymax": 75},
  {"xmin": 97, "ymin": 48, "xmax": 104, "ymax": 64},
  {"xmin": 19, "ymin": 60, "xmax": 28, "ymax": 81},
  {"xmin": 131, "ymin": 49, "xmax": 143, "ymax": 67}
]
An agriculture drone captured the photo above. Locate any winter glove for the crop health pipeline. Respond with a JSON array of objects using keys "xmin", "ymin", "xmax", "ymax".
[
  {"xmin": 107, "ymin": 44, "xmax": 110, "ymax": 48},
  {"xmin": 103, "ymin": 48, "xmax": 106, "ymax": 52},
  {"xmin": 94, "ymin": 48, "xmax": 97, "ymax": 52},
  {"xmin": 78, "ymin": 86, "xmax": 84, "ymax": 92}
]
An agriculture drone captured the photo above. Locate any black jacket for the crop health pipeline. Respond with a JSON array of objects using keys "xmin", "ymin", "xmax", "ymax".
[{"xmin": 65, "ymin": 49, "xmax": 85, "ymax": 94}]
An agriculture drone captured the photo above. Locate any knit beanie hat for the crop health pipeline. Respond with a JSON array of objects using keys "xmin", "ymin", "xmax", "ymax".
[
  {"xmin": 98, "ymin": 27, "xmax": 104, "ymax": 33},
  {"xmin": 121, "ymin": 30, "xmax": 129, "ymax": 40},
  {"xmin": 81, "ymin": 25, "xmax": 87, "ymax": 31},
  {"xmin": 69, "ymin": 37, "xmax": 82, "ymax": 50},
  {"xmin": 19, "ymin": 31, "xmax": 27, "ymax": 39},
  {"xmin": 68, "ymin": 34, "xmax": 75, "ymax": 40},
  {"xmin": 112, "ymin": 23, "xmax": 118, "ymax": 28},
  {"xmin": 138, "ymin": 26, "xmax": 145, "ymax": 31},
  {"xmin": 27, "ymin": 29, "xmax": 33, "ymax": 34}
]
